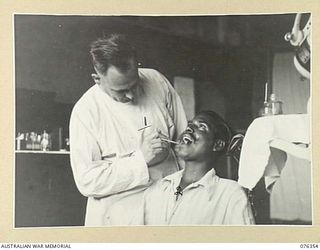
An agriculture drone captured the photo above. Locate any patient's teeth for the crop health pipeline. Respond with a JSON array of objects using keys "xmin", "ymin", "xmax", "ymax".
[{"xmin": 183, "ymin": 136, "xmax": 192, "ymax": 144}]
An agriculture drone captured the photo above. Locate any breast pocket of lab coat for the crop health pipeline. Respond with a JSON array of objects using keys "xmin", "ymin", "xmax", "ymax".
[{"xmin": 99, "ymin": 120, "xmax": 139, "ymax": 162}]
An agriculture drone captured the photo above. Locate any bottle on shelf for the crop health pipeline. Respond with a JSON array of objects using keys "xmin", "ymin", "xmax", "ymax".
[
  {"xmin": 259, "ymin": 93, "xmax": 283, "ymax": 117},
  {"xmin": 262, "ymin": 101, "xmax": 271, "ymax": 116},
  {"xmin": 41, "ymin": 130, "xmax": 49, "ymax": 151},
  {"xmin": 16, "ymin": 133, "xmax": 24, "ymax": 150},
  {"xmin": 36, "ymin": 134, "xmax": 42, "ymax": 150},
  {"xmin": 25, "ymin": 133, "xmax": 31, "ymax": 150},
  {"xmin": 20, "ymin": 133, "xmax": 26, "ymax": 150},
  {"xmin": 65, "ymin": 138, "xmax": 70, "ymax": 151},
  {"xmin": 270, "ymin": 93, "xmax": 283, "ymax": 115},
  {"xmin": 30, "ymin": 132, "xmax": 37, "ymax": 150}
]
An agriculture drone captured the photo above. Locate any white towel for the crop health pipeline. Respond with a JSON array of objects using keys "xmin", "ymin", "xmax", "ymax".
[{"xmin": 238, "ymin": 114, "xmax": 310, "ymax": 190}]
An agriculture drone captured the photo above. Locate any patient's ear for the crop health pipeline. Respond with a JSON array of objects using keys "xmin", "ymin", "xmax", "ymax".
[
  {"xmin": 91, "ymin": 73, "xmax": 101, "ymax": 85},
  {"xmin": 213, "ymin": 139, "xmax": 226, "ymax": 152}
]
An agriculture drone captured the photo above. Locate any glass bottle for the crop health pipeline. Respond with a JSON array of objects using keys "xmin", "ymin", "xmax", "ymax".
[
  {"xmin": 25, "ymin": 133, "xmax": 31, "ymax": 150},
  {"xmin": 270, "ymin": 94, "xmax": 283, "ymax": 115},
  {"xmin": 16, "ymin": 133, "xmax": 23, "ymax": 150},
  {"xmin": 41, "ymin": 130, "xmax": 49, "ymax": 151}
]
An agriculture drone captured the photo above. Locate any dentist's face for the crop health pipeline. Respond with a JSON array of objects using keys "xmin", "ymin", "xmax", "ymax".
[{"xmin": 92, "ymin": 58, "xmax": 139, "ymax": 103}]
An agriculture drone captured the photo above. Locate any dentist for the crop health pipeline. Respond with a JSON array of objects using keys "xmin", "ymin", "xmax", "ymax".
[{"xmin": 69, "ymin": 34, "xmax": 187, "ymax": 226}]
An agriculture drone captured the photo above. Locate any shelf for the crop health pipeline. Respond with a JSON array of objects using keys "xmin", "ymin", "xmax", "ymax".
[{"xmin": 15, "ymin": 150, "xmax": 70, "ymax": 155}]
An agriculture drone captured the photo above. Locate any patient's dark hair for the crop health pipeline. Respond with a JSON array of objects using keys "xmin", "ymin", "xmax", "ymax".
[
  {"xmin": 198, "ymin": 110, "xmax": 233, "ymax": 152},
  {"xmin": 90, "ymin": 34, "xmax": 136, "ymax": 74}
]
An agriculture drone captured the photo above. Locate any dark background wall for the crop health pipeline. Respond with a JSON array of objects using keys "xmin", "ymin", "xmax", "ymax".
[
  {"xmin": 15, "ymin": 14, "xmax": 298, "ymax": 133},
  {"xmin": 14, "ymin": 14, "xmax": 303, "ymax": 226}
]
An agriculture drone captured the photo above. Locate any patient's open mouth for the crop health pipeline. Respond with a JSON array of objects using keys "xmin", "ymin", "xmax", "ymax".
[{"xmin": 182, "ymin": 134, "xmax": 194, "ymax": 145}]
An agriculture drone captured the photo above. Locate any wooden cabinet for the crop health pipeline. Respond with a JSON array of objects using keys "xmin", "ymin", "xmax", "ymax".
[{"xmin": 15, "ymin": 151, "xmax": 87, "ymax": 227}]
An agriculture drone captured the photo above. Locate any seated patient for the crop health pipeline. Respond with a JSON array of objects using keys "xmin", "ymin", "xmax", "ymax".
[{"xmin": 142, "ymin": 110, "xmax": 255, "ymax": 225}]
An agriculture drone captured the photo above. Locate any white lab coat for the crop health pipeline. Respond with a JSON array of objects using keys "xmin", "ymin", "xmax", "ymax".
[{"xmin": 69, "ymin": 68, "xmax": 187, "ymax": 226}]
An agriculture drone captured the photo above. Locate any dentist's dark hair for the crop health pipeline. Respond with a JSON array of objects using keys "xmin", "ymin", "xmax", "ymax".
[{"xmin": 90, "ymin": 33, "xmax": 137, "ymax": 74}]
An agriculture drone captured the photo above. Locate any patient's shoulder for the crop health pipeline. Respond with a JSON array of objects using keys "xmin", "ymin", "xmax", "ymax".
[
  {"xmin": 144, "ymin": 179, "xmax": 165, "ymax": 195},
  {"xmin": 217, "ymin": 177, "xmax": 246, "ymax": 195}
]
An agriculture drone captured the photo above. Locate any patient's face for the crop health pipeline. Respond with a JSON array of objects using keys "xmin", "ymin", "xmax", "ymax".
[{"xmin": 174, "ymin": 113, "xmax": 215, "ymax": 161}]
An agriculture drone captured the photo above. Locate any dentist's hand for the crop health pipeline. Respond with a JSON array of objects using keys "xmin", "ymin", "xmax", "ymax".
[{"xmin": 140, "ymin": 129, "xmax": 169, "ymax": 167}]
